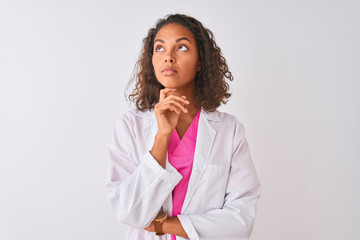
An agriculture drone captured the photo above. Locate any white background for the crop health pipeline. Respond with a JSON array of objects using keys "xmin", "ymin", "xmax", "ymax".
[{"xmin": 1, "ymin": 0, "xmax": 359, "ymax": 239}]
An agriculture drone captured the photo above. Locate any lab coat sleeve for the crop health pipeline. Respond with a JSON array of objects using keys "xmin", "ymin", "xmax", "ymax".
[
  {"xmin": 105, "ymin": 113, "xmax": 183, "ymax": 228},
  {"xmin": 177, "ymin": 121, "xmax": 261, "ymax": 240}
]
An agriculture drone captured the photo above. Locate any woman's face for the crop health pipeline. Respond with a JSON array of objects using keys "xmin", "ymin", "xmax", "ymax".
[{"xmin": 152, "ymin": 23, "xmax": 200, "ymax": 90}]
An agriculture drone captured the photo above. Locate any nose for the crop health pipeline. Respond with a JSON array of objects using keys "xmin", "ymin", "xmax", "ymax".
[{"xmin": 164, "ymin": 55, "xmax": 175, "ymax": 63}]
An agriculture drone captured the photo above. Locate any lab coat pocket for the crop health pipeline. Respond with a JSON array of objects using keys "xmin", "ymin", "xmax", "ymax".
[{"xmin": 197, "ymin": 164, "xmax": 230, "ymax": 211}]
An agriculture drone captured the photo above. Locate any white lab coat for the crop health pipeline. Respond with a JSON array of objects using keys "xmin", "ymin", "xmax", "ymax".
[{"xmin": 106, "ymin": 108, "xmax": 261, "ymax": 240}]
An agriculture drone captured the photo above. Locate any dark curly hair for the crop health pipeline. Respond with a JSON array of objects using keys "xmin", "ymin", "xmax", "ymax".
[{"xmin": 127, "ymin": 14, "xmax": 233, "ymax": 112}]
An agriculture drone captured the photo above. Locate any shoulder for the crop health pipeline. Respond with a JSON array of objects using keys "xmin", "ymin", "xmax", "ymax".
[
  {"xmin": 118, "ymin": 108, "xmax": 155, "ymax": 124},
  {"xmin": 218, "ymin": 111, "xmax": 242, "ymax": 124},
  {"xmin": 203, "ymin": 109, "xmax": 246, "ymax": 138},
  {"xmin": 204, "ymin": 109, "xmax": 244, "ymax": 127},
  {"xmin": 113, "ymin": 108, "xmax": 155, "ymax": 135}
]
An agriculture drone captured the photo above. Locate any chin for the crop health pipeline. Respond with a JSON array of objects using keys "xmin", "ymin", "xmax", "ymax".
[
  {"xmin": 157, "ymin": 77, "xmax": 191, "ymax": 89},
  {"xmin": 158, "ymin": 80, "xmax": 177, "ymax": 88}
]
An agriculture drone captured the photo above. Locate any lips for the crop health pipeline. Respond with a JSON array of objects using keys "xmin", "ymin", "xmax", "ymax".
[{"xmin": 161, "ymin": 67, "xmax": 177, "ymax": 76}]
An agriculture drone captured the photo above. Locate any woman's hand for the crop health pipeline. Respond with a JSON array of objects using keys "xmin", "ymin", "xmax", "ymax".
[
  {"xmin": 154, "ymin": 88, "xmax": 189, "ymax": 137},
  {"xmin": 144, "ymin": 217, "xmax": 189, "ymax": 238},
  {"xmin": 144, "ymin": 221, "xmax": 155, "ymax": 232}
]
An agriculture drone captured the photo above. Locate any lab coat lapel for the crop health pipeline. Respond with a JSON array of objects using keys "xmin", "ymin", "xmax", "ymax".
[{"xmin": 181, "ymin": 110, "xmax": 217, "ymax": 213}]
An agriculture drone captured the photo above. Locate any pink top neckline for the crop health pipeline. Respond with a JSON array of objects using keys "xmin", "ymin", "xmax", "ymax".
[{"xmin": 168, "ymin": 110, "xmax": 201, "ymax": 155}]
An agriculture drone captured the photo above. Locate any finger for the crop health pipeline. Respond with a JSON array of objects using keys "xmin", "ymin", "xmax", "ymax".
[
  {"xmin": 157, "ymin": 102, "xmax": 182, "ymax": 114},
  {"xmin": 161, "ymin": 99, "xmax": 188, "ymax": 113},
  {"xmin": 159, "ymin": 88, "xmax": 177, "ymax": 102},
  {"xmin": 161, "ymin": 88, "xmax": 177, "ymax": 101},
  {"xmin": 161, "ymin": 95, "xmax": 189, "ymax": 106},
  {"xmin": 157, "ymin": 102, "xmax": 181, "ymax": 114},
  {"xmin": 168, "ymin": 105, "xmax": 181, "ymax": 114}
]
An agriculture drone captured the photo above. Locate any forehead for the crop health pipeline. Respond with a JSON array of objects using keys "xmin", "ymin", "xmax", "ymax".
[{"xmin": 155, "ymin": 23, "xmax": 195, "ymax": 41}]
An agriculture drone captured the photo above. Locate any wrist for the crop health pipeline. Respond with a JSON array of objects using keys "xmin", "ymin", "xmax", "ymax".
[
  {"xmin": 154, "ymin": 210, "xmax": 167, "ymax": 236},
  {"xmin": 162, "ymin": 217, "xmax": 169, "ymax": 233},
  {"xmin": 150, "ymin": 133, "xmax": 171, "ymax": 169},
  {"xmin": 156, "ymin": 132, "xmax": 172, "ymax": 141},
  {"xmin": 154, "ymin": 133, "xmax": 171, "ymax": 147},
  {"xmin": 162, "ymin": 217, "xmax": 175, "ymax": 233},
  {"xmin": 162, "ymin": 216, "xmax": 188, "ymax": 238}
]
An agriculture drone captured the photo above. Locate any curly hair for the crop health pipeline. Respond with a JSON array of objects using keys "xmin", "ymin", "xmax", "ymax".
[{"xmin": 127, "ymin": 14, "xmax": 233, "ymax": 112}]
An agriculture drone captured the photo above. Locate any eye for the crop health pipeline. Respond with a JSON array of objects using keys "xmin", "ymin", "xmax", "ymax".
[
  {"xmin": 155, "ymin": 45, "xmax": 164, "ymax": 52},
  {"xmin": 178, "ymin": 45, "xmax": 188, "ymax": 51}
]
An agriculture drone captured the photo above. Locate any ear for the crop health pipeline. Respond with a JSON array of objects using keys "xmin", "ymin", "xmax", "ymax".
[{"xmin": 197, "ymin": 61, "xmax": 201, "ymax": 72}]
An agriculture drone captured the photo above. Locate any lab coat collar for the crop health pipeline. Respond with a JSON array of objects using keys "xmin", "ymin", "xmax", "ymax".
[{"xmin": 139, "ymin": 107, "xmax": 218, "ymax": 214}]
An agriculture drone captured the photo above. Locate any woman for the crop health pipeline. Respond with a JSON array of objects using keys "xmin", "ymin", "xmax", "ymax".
[{"xmin": 106, "ymin": 14, "xmax": 261, "ymax": 240}]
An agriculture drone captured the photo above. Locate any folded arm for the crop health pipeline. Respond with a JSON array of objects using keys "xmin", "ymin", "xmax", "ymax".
[{"xmin": 106, "ymin": 114, "xmax": 182, "ymax": 228}]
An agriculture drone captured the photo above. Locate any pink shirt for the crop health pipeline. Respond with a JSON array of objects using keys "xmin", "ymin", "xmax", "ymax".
[{"xmin": 167, "ymin": 110, "xmax": 201, "ymax": 240}]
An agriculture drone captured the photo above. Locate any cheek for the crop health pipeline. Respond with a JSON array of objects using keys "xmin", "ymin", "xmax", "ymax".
[
  {"xmin": 152, "ymin": 57, "xmax": 162, "ymax": 82},
  {"xmin": 152, "ymin": 56, "xmax": 161, "ymax": 72},
  {"xmin": 151, "ymin": 60, "xmax": 158, "ymax": 78},
  {"xmin": 184, "ymin": 58, "xmax": 199, "ymax": 74},
  {"xmin": 151, "ymin": 57, "xmax": 156, "ymax": 69}
]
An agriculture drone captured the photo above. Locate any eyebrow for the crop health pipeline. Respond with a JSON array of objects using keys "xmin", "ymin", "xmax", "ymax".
[{"xmin": 154, "ymin": 37, "xmax": 192, "ymax": 44}]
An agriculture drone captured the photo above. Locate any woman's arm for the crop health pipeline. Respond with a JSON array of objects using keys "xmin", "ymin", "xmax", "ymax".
[
  {"xmin": 106, "ymin": 90, "xmax": 189, "ymax": 228},
  {"xmin": 106, "ymin": 112, "xmax": 183, "ymax": 228},
  {"xmin": 151, "ymin": 88, "xmax": 189, "ymax": 168},
  {"xmin": 150, "ymin": 133, "xmax": 170, "ymax": 169}
]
